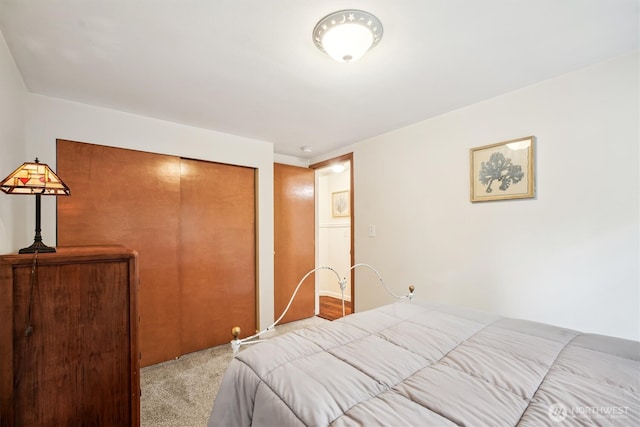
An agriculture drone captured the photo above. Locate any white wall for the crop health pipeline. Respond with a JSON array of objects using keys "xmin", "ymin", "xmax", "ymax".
[
  {"xmin": 0, "ymin": 30, "xmax": 28, "ymax": 255},
  {"xmin": 274, "ymin": 153, "xmax": 309, "ymax": 167},
  {"xmin": 316, "ymin": 51, "xmax": 640, "ymax": 340},
  {"xmin": 23, "ymin": 94, "xmax": 276, "ymax": 330}
]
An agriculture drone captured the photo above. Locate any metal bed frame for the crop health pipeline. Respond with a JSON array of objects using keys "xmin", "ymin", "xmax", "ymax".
[{"xmin": 230, "ymin": 263, "xmax": 415, "ymax": 353}]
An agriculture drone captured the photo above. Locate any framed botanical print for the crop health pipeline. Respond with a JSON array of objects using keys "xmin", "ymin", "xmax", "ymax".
[
  {"xmin": 470, "ymin": 136, "xmax": 535, "ymax": 202},
  {"xmin": 332, "ymin": 190, "xmax": 350, "ymax": 217}
]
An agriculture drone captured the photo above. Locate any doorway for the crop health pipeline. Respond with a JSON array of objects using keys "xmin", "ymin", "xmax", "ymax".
[{"xmin": 310, "ymin": 154, "xmax": 354, "ymax": 320}]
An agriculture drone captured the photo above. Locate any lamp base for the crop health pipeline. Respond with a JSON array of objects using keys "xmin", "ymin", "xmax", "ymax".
[{"xmin": 19, "ymin": 241, "xmax": 56, "ymax": 254}]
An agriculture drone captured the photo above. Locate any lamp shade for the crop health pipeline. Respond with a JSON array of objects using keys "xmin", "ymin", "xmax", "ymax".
[
  {"xmin": 1, "ymin": 158, "xmax": 70, "ymax": 253},
  {"xmin": 313, "ymin": 10, "xmax": 383, "ymax": 63},
  {"xmin": 1, "ymin": 158, "xmax": 70, "ymax": 195}
]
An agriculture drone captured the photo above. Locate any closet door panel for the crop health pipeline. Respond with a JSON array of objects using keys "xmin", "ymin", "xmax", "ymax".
[
  {"xmin": 57, "ymin": 140, "xmax": 182, "ymax": 366},
  {"xmin": 179, "ymin": 159, "xmax": 256, "ymax": 353}
]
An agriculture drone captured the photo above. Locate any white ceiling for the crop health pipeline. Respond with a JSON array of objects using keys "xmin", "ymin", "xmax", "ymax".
[{"xmin": 1, "ymin": 0, "xmax": 637, "ymax": 159}]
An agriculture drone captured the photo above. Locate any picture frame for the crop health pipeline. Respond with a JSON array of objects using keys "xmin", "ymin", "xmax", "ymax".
[
  {"xmin": 470, "ymin": 136, "xmax": 535, "ymax": 202},
  {"xmin": 332, "ymin": 190, "xmax": 350, "ymax": 217}
]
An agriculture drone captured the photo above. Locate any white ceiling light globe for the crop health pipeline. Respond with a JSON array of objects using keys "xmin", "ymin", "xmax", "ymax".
[
  {"xmin": 322, "ymin": 24, "xmax": 374, "ymax": 63},
  {"xmin": 313, "ymin": 10, "xmax": 383, "ymax": 64}
]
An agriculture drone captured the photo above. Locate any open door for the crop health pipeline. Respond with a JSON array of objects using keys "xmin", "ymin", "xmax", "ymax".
[
  {"xmin": 274, "ymin": 163, "xmax": 315, "ymax": 323},
  {"xmin": 309, "ymin": 153, "xmax": 355, "ymax": 314}
]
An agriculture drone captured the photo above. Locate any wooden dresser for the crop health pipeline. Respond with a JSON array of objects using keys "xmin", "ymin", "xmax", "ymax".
[{"xmin": 0, "ymin": 246, "xmax": 140, "ymax": 427}]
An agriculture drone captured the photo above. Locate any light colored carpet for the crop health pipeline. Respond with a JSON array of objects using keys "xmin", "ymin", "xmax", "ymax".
[{"xmin": 140, "ymin": 316, "xmax": 329, "ymax": 427}]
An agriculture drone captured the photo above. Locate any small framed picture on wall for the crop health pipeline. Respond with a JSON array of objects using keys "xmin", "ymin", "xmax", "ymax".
[
  {"xmin": 470, "ymin": 136, "xmax": 535, "ymax": 202},
  {"xmin": 332, "ymin": 190, "xmax": 350, "ymax": 217}
]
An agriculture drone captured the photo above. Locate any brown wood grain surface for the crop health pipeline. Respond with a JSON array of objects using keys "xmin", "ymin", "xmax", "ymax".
[
  {"xmin": 274, "ymin": 163, "xmax": 315, "ymax": 324},
  {"xmin": 57, "ymin": 140, "xmax": 182, "ymax": 366},
  {"xmin": 0, "ymin": 246, "xmax": 139, "ymax": 426},
  {"xmin": 56, "ymin": 140, "xmax": 256, "ymax": 366},
  {"xmin": 179, "ymin": 158, "xmax": 256, "ymax": 352},
  {"xmin": 318, "ymin": 296, "xmax": 352, "ymax": 321}
]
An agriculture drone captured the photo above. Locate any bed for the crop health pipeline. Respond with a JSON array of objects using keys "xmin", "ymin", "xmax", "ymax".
[{"xmin": 208, "ymin": 274, "xmax": 639, "ymax": 426}]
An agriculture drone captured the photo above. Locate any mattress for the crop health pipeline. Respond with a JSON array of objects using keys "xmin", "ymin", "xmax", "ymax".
[{"xmin": 209, "ymin": 301, "xmax": 640, "ymax": 426}]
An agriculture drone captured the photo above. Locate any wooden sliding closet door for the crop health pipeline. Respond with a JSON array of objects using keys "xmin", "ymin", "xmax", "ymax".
[
  {"xmin": 274, "ymin": 163, "xmax": 315, "ymax": 323},
  {"xmin": 179, "ymin": 158, "xmax": 256, "ymax": 353},
  {"xmin": 57, "ymin": 140, "xmax": 182, "ymax": 366},
  {"xmin": 57, "ymin": 140, "xmax": 257, "ymax": 366}
]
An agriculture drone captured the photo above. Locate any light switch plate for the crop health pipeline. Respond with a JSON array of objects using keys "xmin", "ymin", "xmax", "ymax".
[{"xmin": 367, "ymin": 224, "xmax": 376, "ymax": 237}]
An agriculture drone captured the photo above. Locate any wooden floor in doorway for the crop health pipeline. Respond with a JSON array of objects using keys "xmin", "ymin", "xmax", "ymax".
[{"xmin": 318, "ymin": 296, "xmax": 352, "ymax": 321}]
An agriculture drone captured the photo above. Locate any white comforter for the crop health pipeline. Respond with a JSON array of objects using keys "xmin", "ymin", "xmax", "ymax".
[{"xmin": 209, "ymin": 301, "xmax": 640, "ymax": 426}]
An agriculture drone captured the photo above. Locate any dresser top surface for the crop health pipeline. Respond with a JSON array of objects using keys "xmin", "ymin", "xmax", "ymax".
[{"xmin": 0, "ymin": 245, "xmax": 137, "ymax": 266}]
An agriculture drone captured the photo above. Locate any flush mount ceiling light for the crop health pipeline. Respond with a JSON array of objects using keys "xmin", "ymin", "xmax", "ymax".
[
  {"xmin": 313, "ymin": 9, "xmax": 383, "ymax": 63},
  {"xmin": 331, "ymin": 163, "xmax": 346, "ymax": 174}
]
